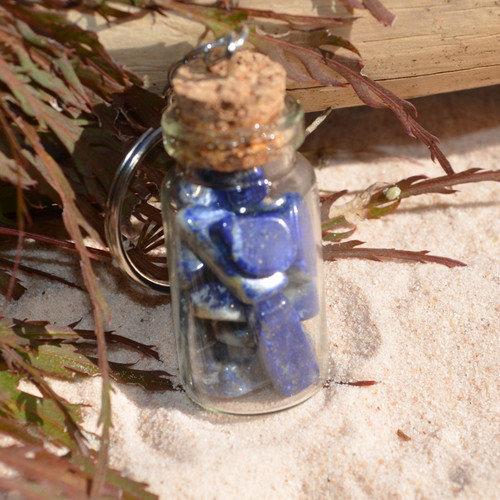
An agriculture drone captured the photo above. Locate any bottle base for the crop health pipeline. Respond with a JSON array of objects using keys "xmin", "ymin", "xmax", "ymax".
[{"xmin": 183, "ymin": 381, "xmax": 324, "ymax": 416}]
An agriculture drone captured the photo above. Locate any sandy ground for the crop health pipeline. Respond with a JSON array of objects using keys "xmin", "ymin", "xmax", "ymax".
[{"xmin": 2, "ymin": 85, "xmax": 500, "ymax": 499}]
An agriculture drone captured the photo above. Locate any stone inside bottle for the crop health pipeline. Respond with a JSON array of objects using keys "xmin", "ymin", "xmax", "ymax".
[{"xmin": 164, "ymin": 49, "xmax": 323, "ymax": 408}]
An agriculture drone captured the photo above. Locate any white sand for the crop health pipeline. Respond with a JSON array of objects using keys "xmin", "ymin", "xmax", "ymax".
[{"xmin": 3, "ymin": 86, "xmax": 500, "ymax": 499}]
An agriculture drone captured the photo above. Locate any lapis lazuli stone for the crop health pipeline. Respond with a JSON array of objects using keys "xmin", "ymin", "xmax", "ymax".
[
  {"xmin": 178, "ymin": 205, "xmax": 288, "ymax": 303},
  {"xmin": 190, "ymin": 281, "xmax": 245, "ymax": 321},
  {"xmin": 290, "ymin": 197, "xmax": 318, "ymax": 277},
  {"xmin": 223, "ymin": 168, "xmax": 269, "ymax": 213},
  {"xmin": 249, "ymin": 293, "xmax": 319, "ymax": 397},
  {"xmin": 213, "ymin": 321, "xmax": 256, "ymax": 348},
  {"xmin": 178, "ymin": 243, "xmax": 205, "ymax": 284},
  {"xmin": 177, "ymin": 179, "xmax": 224, "ymax": 208},
  {"xmin": 215, "ymin": 214, "xmax": 297, "ymax": 277},
  {"xmin": 174, "ymin": 172, "xmax": 321, "ymax": 401},
  {"xmin": 259, "ymin": 193, "xmax": 317, "ymax": 278},
  {"xmin": 284, "ymin": 279, "xmax": 320, "ymax": 321},
  {"xmin": 190, "ymin": 167, "xmax": 268, "ymax": 211}
]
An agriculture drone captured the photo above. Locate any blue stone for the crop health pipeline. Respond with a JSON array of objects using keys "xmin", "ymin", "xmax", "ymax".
[
  {"xmin": 223, "ymin": 168, "xmax": 269, "ymax": 213},
  {"xmin": 259, "ymin": 193, "xmax": 318, "ymax": 278},
  {"xmin": 213, "ymin": 321, "xmax": 256, "ymax": 348},
  {"xmin": 194, "ymin": 341, "xmax": 268, "ymax": 398},
  {"xmin": 284, "ymin": 280, "xmax": 320, "ymax": 321},
  {"xmin": 178, "ymin": 243, "xmax": 205, "ymax": 284},
  {"xmin": 190, "ymin": 282, "xmax": 245, "ymax": 321},
  {"xmin": 249, "ymin": 293, "xmax": 319, "ymax": 397},
  {"xmin": 187, "ymin": 168, "xmax": 268, "ymax": 213},
  {"xmin": 176, "ymin": 179, "xmax": 223, "ymax": 207},
  {"xmin": 214, "ymin": 215, "xmax": 297, "ymax": 277},
  {"xmin": 178, "ymin": 205, "xmax": 288, "ymax": 304}
]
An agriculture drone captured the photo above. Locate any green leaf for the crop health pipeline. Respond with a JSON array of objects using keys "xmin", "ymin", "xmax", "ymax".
[
  {"xmin": 322, "ymin": 227, "xmax": 356, "ymax": 242},
  {"xmin": 366, "ymin": 199, "xmax": 400, "ymax": 219},
  {"xmin": 74, "ymin": 453, "xmax": 159, "ymax": 500},
  {"xmin": 0, "ymin": 444, "xmax": 158, "ymax": 500},
  {"xmin": 10, "ymin": 40, "xmax": 88, "ymax": 114},
  {"xmin": 53, "ymin": 52, "xmax": 90, "ymax": 105},
  {"xmin": 0, "ymin": 371, "xmax": 83, "ymax": 450},
  {"xmin": 0, "ymin": 150, "xmax": 36, "ymax": 188},
  {"xmin": 26, "ymin": 344, "xmax": 100, "ymax": 380},
  {"xmin": 213, "ymin": 9, "xmax": 249, "ymax": 26},
  {"xmin": 2, "ymin": 317, "xmax": 173, "ymax": 386},
  {"xmin": 0, "ymin": 415, "xmax": 43, "ymax": 445}
]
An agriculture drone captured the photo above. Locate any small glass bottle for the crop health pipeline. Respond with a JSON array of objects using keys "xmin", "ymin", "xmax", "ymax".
[
  {"xmin": 160, "ymin": 93, "xmax": 327, "ymax": 414},
  {"xmin": 106, "ymin": 33, "xmax": 328, "ymax": 415}
]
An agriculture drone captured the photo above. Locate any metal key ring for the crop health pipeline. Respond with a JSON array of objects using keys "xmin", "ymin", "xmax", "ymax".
[
  {"xmin": 105, "ymin": 127, "xmax": 169, "ymax": 293},
  {"xmin": 105, "ymin": 26, "xmax": 249, "ymax": 294}
]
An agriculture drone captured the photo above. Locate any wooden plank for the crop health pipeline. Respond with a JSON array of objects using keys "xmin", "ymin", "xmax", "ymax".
[
  {"xmin": 291, "ymin": 65, "xmax": 500, "ymax": 111},
  {"xmin": 76, "ymin": 0, "xmax": 500, "ymax": 111}
]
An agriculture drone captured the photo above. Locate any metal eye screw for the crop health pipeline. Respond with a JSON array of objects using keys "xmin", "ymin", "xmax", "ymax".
[
  {"xmin": 167, "ymin": 25, "xmax": 249, "ymax": 82},
  {"xmin": 165, "ymin": 25, "xmax": 249, "ymax": 95}
]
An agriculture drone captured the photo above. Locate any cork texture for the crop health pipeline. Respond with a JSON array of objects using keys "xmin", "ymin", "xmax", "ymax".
[{"xmin": 172, "ymin": 50, "xmax": 286, "ymax": 130}]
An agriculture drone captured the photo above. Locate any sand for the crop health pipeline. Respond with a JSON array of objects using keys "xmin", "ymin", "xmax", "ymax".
[{"xmin": 2, "ymin": 85, "xmax": 500, "ymax": 499}]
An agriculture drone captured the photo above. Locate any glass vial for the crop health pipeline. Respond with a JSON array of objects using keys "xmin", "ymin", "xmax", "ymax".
[{"xmin": 160, "ymin": 96, "xmax": 327, "ymax": 414}]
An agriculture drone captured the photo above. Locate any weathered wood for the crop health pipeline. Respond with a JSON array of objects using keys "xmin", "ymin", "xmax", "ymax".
[{"xmin": 76, "ymin": 0, "xmax": 500, "ymax": 111}]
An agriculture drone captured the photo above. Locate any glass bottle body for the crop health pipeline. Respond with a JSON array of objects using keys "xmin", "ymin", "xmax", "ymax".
[{"xmin": 161, "ymin": 102, "xmax": 327, "ymax": 414}]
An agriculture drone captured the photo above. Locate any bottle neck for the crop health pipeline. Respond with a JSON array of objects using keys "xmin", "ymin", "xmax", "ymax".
[
  {"xmin": 161, "ymin": 95, "xmax": 305, "ymax": 175},
  {"xmin": 178, "ymin": 146, "xmax": 297, "ymax": 188}
]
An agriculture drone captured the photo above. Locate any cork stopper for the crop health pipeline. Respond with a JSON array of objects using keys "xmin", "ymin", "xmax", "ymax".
[{"xmin": 168, "ymin": 50, "xmax": 288, "ymax": 172}]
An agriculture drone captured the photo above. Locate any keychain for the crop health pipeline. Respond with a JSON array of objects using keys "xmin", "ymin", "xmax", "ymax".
[{"xmin": 106, "ymin": 27, "xmax": 327, "ymax": 414}]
